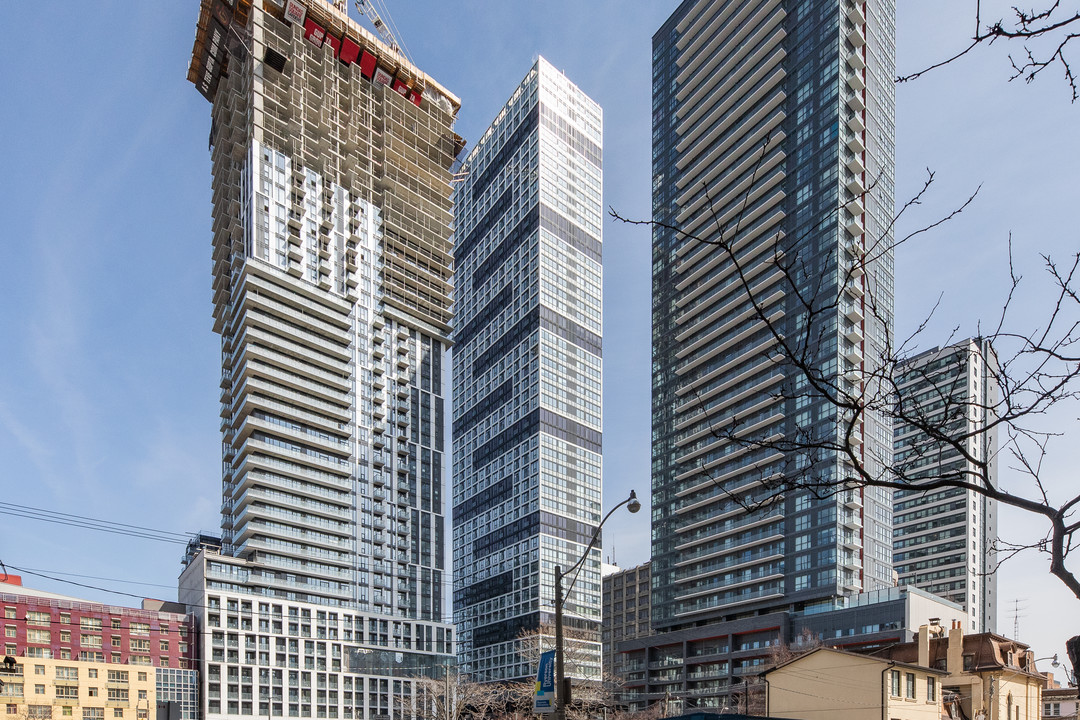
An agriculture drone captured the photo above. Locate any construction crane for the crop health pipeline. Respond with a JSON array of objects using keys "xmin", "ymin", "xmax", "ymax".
[{"xmin": 353, "ymin": 0, "xmax": 407, "ymax": 60}]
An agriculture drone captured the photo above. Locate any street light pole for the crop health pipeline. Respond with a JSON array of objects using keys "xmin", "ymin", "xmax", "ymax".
[{"xmin": 554, "ymin": 490, "xmax": 641, "ymax": 720}]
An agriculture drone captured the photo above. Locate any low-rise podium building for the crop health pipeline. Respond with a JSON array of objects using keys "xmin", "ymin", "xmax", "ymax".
[{"xmin": 0, "ymin": 578, "xmax": 197, "ymax": 720}]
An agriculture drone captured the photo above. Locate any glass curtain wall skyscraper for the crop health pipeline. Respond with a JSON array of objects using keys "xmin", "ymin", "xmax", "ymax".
[
  {"xmin": 452, "ymin": 57, "xmax": 604, "ymax": 682},
  {"xmin": 183, "ymin": 1, "xmax": 462, "ymax": 718},
  {"xmin": 650, "ymin": 0, "xmax": 896, "ymax": 635}
]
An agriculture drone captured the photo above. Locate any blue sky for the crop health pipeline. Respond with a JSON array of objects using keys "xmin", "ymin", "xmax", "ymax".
[{"xmin": 1, "ymin": 0, "xmax": 1075, "ymax": 674}]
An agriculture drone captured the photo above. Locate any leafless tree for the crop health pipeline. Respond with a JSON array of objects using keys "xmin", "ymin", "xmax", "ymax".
[
  {"xmin": 736, "ymin": 629, "xmax": 826, "ymax": 715},
  {"xmin": 613, "ymin": 139, "xmax": 1080, "ymax": 680},
  {"xmin": 899, "ymin": 2, "xmax": 1080, "ymax": 101},
  {"xmin": 393, "ymin": 668, "xmax": 503, "ymax": 720},
  {"xmin": 508, "ymin": 624, "xmax": 628, "ymax": 720}
]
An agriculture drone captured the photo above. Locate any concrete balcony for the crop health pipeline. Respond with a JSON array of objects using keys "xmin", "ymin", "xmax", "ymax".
[
  {"xmin": 239, "ymin": 487, "xmax": 351, "ymax": 522},
  {"xmin": 242, "ymin": 324, "xmax": 350, "ymax": 373},
  {"xmin": 847, "ymin": 25, "xmax": 865, "ymax": 48},
  {"xmin": 840, "ymin": 492, "xmax": 862, "ymax": 512},
  {"xmin": 845, "ymin": 196, "xmax": 865, "ymax": 216},
  {"xmin": 233, "ymin": 415, "xmax": 349, "ymax": 458},
  {"xmin": 843, "ymin": 303, "xmax": 864, "ymax": 323},
  {"xmin": 240, "ymin": 537, "xmax": 351, "ymax": 567},
  {"xmin": 845, "ymin": 217, "xmax": 864, "ymax": 238},
  {"xmin": 235, "ymin": 437, "xmax": 350, "ymax": 479},
  {"xmin": 235, "ymin": 355, "xmax": 350, "ymax": 405},
  {"xmin": 840, "ymin": 511, "xmax": 863, "ymax": 529}
]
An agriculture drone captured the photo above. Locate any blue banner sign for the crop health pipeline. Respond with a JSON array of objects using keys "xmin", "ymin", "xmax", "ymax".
[{"xmin": 533, "ymin": 650, "xmax": 555, "ymax": 714}]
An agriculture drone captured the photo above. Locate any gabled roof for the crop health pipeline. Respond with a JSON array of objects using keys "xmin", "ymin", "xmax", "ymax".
[{"xmin": 762, "ymin": 645, "xmax": 948, "ymax": 676}]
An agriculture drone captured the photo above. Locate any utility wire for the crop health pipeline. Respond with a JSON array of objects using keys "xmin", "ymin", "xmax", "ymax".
[
  {"xmin": 2, "ymin": 502, "xmax": 475, "ymax": 594},
  {"xmin": 0, "ymin": 502, "xmax": 193, "ymax": 538},
  {"xmin": 7, "ymin": 565, "xmax": 164, "ymax": 604},
  {"xmin": 15, "ymin": 568, "xmax": 179, "ymax": 591},
  {"xmin": 0, "ymin": 502, "xmax": 194, "ymax": 545},
  {"xmin": 1, "ymin": 567, "xmax": 466, "ymax": 653},
  {"xmin": 3, "ymin": 563, "xmax": 467, "ymax": 628}
]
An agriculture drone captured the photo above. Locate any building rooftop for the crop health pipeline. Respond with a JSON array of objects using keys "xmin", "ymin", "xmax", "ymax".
[
  {"xmin": 0, "ymin": 581, "xmax": 183, "ymax": 617},
  {"xmin": 188, "ymin": 0, "xmax": 460, "ymax": 112}
]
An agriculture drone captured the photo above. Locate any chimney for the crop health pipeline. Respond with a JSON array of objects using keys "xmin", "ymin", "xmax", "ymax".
[
  {"xmin": 947, "ymin": 625, "xmax": 964, "ymax": 675},
  {"xmin": 918, "ymin": 625, "xmax": 930, "ymax": 668}
]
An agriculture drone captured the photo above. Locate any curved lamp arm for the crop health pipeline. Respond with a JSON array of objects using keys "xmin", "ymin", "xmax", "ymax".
[
  {"xmin": 558, "ymin": 490, "xmax": 641, "ymax": 597},
  {"xmin": 553, "ymin": 489, "xmax": 641, "ymax": 720}
]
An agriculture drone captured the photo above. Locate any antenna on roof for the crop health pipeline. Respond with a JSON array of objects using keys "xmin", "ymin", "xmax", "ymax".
[{"xmin": 1011, "ymin": 598, "xmax": 1027, "ymax": 640}]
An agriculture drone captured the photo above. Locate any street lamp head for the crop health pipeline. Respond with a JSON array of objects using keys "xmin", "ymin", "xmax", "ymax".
[{"xmin": 627, "ymin": 490, "xmax": 641, "ymax": 514}]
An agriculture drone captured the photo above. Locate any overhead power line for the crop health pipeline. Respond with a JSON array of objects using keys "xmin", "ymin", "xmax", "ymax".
[
  {"xmin": 0, "ymin": 502, "xmax": 195, "ymax": 545},
  {"xmin": 14, "ymin": 568, "xmax": 179, "ymax": 591},
  {"xmin": 2, "ymin": 563, "xmax": 466, "ymax": 627}
]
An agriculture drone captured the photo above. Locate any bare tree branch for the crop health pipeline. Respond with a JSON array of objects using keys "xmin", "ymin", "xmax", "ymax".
[
  {"xmin": 898, "ymin": 1, "xmax": 1080, "ymax": 101},
  {"xmin": 613, "ymin": 135, "xmax": 1080, "ymax": 682}
]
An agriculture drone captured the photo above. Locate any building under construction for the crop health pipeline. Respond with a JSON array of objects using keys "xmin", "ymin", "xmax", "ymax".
[{"xmin": 182, "ymin": 1, "xmax": 464, "ymax": 718}]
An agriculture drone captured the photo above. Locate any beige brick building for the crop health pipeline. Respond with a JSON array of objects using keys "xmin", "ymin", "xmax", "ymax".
[
  {"xmin": 1, "ymin": 657, "xmax": 158, "ymax": 720},
  {"xmin": 877, "ymin": 624, "xmax": 1044, "ymax": 720},
  {"xmin": 764, "ymin": 646, "xmax": 947, "ymax": 720}
]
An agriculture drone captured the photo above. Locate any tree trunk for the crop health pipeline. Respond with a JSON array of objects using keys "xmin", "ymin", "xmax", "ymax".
[{"xmin": 1066, "ymin": 635, "xmax": 1080, "ymax": 686}]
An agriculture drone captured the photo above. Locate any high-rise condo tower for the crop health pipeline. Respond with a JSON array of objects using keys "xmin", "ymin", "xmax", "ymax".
[
  {"xmin": 894, "ymin": 338, "xmax": 999, "ymax": 633},
  {"xmin": 650, "ymin": 0, "xmax": 897, "ymax": 634},
  {"xmin": 182, "ymin": 2, "xmax": 464, "ymax": 718},
  {"xmin": 452, "ymin": 57, "xmax": 604, "ymax": 683}
]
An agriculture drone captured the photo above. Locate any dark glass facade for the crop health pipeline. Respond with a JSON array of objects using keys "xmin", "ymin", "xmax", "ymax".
[{"xmin": 650, "ymin": 0, "xmax": 896, "ymax": 634}]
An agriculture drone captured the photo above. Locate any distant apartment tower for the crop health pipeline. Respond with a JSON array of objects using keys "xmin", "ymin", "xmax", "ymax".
[
  {"xmin": 185, "ymin": 0, "xmax": 463, "ymax": 718},
  {"xmin": 651, "ymin": 0, "xmax": 897, "ymax": 631},
  {"xmin": 601, "ymin": 563, "xmax": 651, "ymax": 682},
  {"xmin": 893, "ymin": 338, "xmax": 999, "ymax": 632},
  {"xmin": 452, "ymin": 57, "xmax": 603, "ymax": 682},
  {"xmin": 0, "ymin": 577, "xmax": 197, "ymax": 720}
]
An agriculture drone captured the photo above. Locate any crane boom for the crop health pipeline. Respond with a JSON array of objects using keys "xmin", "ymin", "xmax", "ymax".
[{"xmin": 353, "ymin": 0, "xmax": 401, "ymax": 56}]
